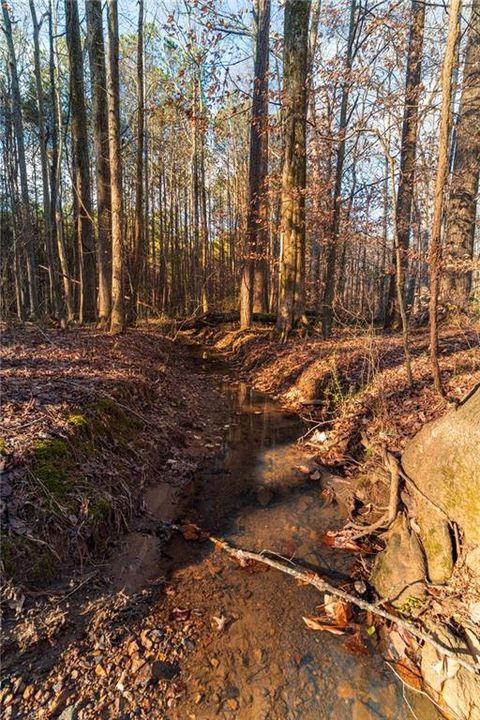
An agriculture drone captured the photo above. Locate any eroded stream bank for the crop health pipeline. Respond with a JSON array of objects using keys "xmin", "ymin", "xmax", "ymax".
[{"xmin": 2, "ymin": 340, "xmax": 442, "ymax": 720}]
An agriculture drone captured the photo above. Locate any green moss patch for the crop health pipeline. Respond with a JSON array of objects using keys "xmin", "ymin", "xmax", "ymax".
[{"xmin": 32, "ymin": 438, "xmax": 75, "ymax": 498}]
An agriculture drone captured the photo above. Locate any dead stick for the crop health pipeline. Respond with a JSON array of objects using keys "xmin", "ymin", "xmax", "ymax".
[{"xmin": 209, "ymin": 535, "xmax": 480, "ymax": 675}]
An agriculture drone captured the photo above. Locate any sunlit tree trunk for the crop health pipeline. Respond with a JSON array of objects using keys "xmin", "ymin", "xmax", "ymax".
[
  {"xmin": 429, "ymin": 0, "xmax": 462, "ymax": 395},
  {"xmin": 276, "ymin": 0, "xmax": 311, "ymax": 339},
  {"xmin": 240, "ymin": 0, "xmax": 271, "ymax": 328},
  {"xmin": 131, "ymin": 0, "xmax": 145, "ymax": 320},
  {"xmin": 107, "ymin": 0, "xmax": 125, "ymax": 334},
  {"xmin": 2, "ymin": 3, "xmax": 38, "ymax": 318},
  {"xmin": 384, "ymin": 0, "xmax": 426, "ymax": 329},
  {"xmin": 86, "ymin": 0, "xmax": 112, "ymax": 326},
  {"xmin": 443, "ymin": 0, "xmax": 480, "ymax": 308}
]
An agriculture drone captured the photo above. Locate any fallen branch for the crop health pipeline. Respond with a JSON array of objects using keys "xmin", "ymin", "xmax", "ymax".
[{"xmin": 209, "ymin": 535, "xmax": 480, "ymax": 675}]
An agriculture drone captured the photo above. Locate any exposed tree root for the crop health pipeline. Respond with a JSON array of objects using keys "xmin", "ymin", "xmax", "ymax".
[
  {"xmin": 209, "ymin": 535, "xmax": 480, "ymax": 675},
  {"xmin": 347, "ymin": 450, "xmax": 400, "ymax": 539}
]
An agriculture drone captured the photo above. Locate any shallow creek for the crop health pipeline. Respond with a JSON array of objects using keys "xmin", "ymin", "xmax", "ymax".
[{"xmin": 115, "ymin": 349, "xmax": 442, "ymax": 720}]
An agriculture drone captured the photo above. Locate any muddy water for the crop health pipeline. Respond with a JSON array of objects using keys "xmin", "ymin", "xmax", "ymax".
[{"xmin": 116, "ymin": 350, "xmax": 442, "ymax": 719}]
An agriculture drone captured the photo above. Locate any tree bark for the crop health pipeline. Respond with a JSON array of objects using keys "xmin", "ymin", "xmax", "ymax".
[
  {"xmin": 429, "ymin": 0, "xmax": 462, "ymax": 395},
  {"xmin": 2, "ymin": 3, "xmax": 38, "ymax": 318},
  {"xmin": 443, "ymin": 0, "xmax": 480, "ymax": 308},
  {"xmin": 65, "ymin": 0, "xmax": 96, "ymax": 323},
  {"xmin": 49, "ymin": 1, "xmax": 74, "ymax": 322},
  {"xmin": 86, "ymin": 0, "xmax": 112, "ymax": 326},
  {"xmin": 276, "ymin": 0, "xmax": 311, "ymax": 339},
  {"xmin": 240, "ymin": 0, "xmax": 271, "ymax": 328},
  {"xmin": 384, "ymin": 0, "xmax": 426, "ymax": 329},
  {"xmin": 131, "ymin": 0, "xmax": 145, "ymax": 321},
  {"xmin": 107, "ymin": 0, "xmax": 125, "ymax": 334},
  {"xmin": 30, "ymin": 0, "xmax": 59, "ymax": 317}
]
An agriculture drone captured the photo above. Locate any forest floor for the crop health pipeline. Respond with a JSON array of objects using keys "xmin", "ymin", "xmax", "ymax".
[{"xmin": 0, "ymin": 321, "xmax": 479, "ymax": 720}]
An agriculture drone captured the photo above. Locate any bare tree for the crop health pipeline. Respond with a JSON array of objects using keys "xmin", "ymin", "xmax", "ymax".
[
  {"xmin": 107, "ymin": 0, "xmax": 125, "ymax": 334},
  {"xmin": 131, "ymin": 0, "xmax": 145, "ymax": 321},
  {"xmin": 2, "ymin": 3, "xmax": 38, "ymax": 317},
  {"xmin": 86, "ymin": 0, "xmax": 112, "ymax": 326},
  {"xmin": 240, "ymin": 0, "xmax": 271, "ymax": 328},
  {"xmin": 30, "ymin": 0, "xmax": 59, "ymax": 317},
  {"xmin": 385, "ymin": 0, "xmax": 426, "ymax": 329},
  {"xmin": 321, "ymin": 0, "xmax": 356, "ymax": 338},
  {"xmin": 65, "ymin": 0, "xmax": 96, "ymax": 322},
  {"xmin": 276, "ymin": 0, "xmax": 311, "ymax": 339}
]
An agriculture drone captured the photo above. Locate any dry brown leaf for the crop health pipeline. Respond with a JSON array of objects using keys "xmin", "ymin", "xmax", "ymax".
[
  {"xmin": 393, "ymin": 659, "xmax": 423, "ymax": 691},
  {"xmin": 302, "ymin": 616, "xmax": 346, "ymax": 635}
]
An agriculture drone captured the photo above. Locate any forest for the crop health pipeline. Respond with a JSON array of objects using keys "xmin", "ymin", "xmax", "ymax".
[{"xmin": 1, "ymin": 0, "xmax": 480, "ymax": 719}]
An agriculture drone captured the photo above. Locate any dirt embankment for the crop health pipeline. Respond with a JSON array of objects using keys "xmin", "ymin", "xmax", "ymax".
[
  {"xmin": 0, "ymin": 325, "xmax": 227, "ymax": 589},
  {"xmin": 203, "ymin": 322, "xmax": 480, "ymax": 471}
]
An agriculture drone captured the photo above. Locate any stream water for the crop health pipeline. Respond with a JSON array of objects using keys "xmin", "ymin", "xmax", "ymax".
[{"xmin": 116, "ymin": 349, "xmax": 442, "ymax": 719}]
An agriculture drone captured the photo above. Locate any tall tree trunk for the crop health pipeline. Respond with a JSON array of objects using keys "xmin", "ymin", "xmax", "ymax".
[
  {"xmin": 384, "ymin": 0, "xmax": 426, "ymax": 329},
  {"xmin": 240, "ymin": 0, "xmax": 271, "ymax": 328},
  {"xmin": 321, "ymin": 0, "xmax": 356, "ymax": 338},
  {"xmin": 276, "ymin": 0, "xmax": 311, "ymax": 339},
  {"xmin": 107, "ymin": 0, "xmax": 125, "ymax": 334},
  {"xmin": 443, "ymin": 0, "xmax": 480, "ymax": 308},
  {"xmin": 2, "ymin": 3, "xmax": 38, "ymax": 317},
  {"xmin": 131, "ymin": 0, "xmax": 145, "ymax": 321},
  {"xmin": 50, "ymin": 0, "xmax": 74, "ymax": 321},
  {"xmin": 30, "ymin": 0, "xmax": 59, "ymax": 317},
  {"xmin": 64, "ymin": 0, "xmax": 96, "ymax": 323},
  {"xmin": 429, "ymin": 0, "xmax": 462, "ymax": 395},
  {"xmin": 86, "ymin": 0, "xmax": 112, "ymax": 326}
]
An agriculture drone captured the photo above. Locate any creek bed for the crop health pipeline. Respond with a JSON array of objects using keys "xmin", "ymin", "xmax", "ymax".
[
  {"xmin": 112, "ymin": 347, "xmax": 442, "ymax": 719},
  {"xmin": 159, "ymin": 349, "xmax": 442, "ymax": 720}
]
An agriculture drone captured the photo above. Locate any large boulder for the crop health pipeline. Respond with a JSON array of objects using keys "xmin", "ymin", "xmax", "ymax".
[{"xmin": 402, "ymin": 385, "xmax": 480, "ymax": 582}]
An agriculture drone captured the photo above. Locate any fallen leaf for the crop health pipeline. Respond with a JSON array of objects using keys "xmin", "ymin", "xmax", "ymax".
[
  {"xmin": 302, "ymin": 616, "xmax": 345, "ymax": 635},
  {"xmin": 393, "ymin": 659, "xmax": 423, "ymax": 690}
]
